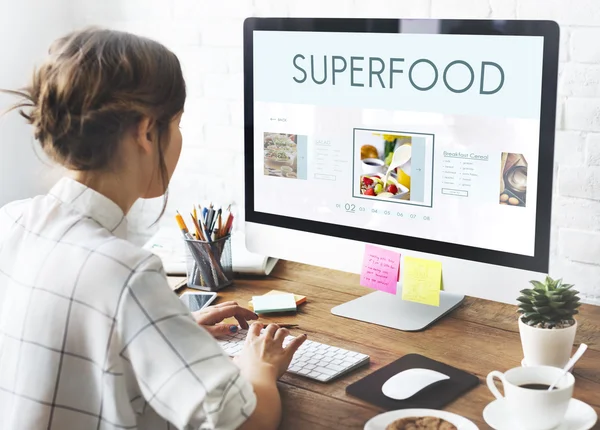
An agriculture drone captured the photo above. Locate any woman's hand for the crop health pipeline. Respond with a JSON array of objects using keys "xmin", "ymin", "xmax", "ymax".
[
  {"xmin": 192, "ymin": 301, "xmax": 258, "ymax": 337},
  {"xmin": 234, "ymin": 322, "xmax": 307, "ymax": 380}
]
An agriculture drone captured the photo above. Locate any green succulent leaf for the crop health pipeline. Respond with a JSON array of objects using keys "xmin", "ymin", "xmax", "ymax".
[
  {"xmin": 530, "ymin": 280, "xmax": 546, "ymax": 291},
  {"xmin": 518, "ymin": 304, "xmax": 535, "ymax": 313},
  {"xmin": 517, "ymin": 296, "xmax": 533, "ymax": 305}
]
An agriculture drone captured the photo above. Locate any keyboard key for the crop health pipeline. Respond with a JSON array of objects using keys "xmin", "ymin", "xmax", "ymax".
[
  {"xmin": 315, "ymin": 373, "xmax": 330, "ymax": 382},
  {"xmin": 314, "ymin": 366, "xmax": 336, "ymax": 376},
  {"xmin": 332, "ymin": 359, "xmax": 343, "ymax": 365},
  {"xmin": 299, "ymin": 369, "xmax": 311, "ymax": 375},
  {"xmin": 308, "ymin": 371, "xmax": 322, "ymax": 379},
  {"xmin": 304, "ymin": 364, "xmax": 316, "ymax": 371},
  {"xmin": 326, "ymin": 364, "xmax": 345, "ymax": 372},
  {"xmin": 289, "ymin": 366, "xmax": 301, "ymax": 372}
]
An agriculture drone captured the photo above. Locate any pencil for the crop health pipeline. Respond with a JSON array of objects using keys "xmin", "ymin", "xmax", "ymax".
[
  {"xmin": 216, "ymin": 210, "xmax": 222, "ymax": 237},
  {"xmin": 175, "ymin": 211, "xmax": 192, "ymax": 239},
  {"xmin": 190, "ymin": 212, "xmax": 205, "ymax": 241}
]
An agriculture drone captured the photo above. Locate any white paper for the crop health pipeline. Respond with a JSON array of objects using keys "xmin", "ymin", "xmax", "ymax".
[{"xmin": 143, "ymin": 227, "xmax": 278, "ymax": 276}]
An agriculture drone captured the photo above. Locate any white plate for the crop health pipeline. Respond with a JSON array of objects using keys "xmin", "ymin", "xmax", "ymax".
[
  {"xmin": 364, "ymin": 409, "xmax": 479, "ymax": 430},
  {"xmin": 483, "ymin": 398, "xmax": 597, "ymax": 430}
]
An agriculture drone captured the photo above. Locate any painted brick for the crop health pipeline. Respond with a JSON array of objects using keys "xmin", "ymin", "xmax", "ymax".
[
  {"xmin": 353, "ymin": 0, "xmax": 430, "ymax": 18},
  {"xmin": 199, "ymin": 19, "xmax": 245, "ymax": 47},
  {"xmin": 177, "ymin": 146, "xmax": 236, "ymax": 176},
  {"xmin": 586, "ymin": 133, "xmax": 600, "ymax": 166},
  {"xmin": 559, "ymin": 166, "xmax": 600, "ymax": 200},
  {"xmin": 556, "ymin": 97, "xmax": 565, "ymax": 130},
  {"xmin": 570, "ymin": 28, "xmax": 600, "ymax": 64},
  {"xmin": 550, "ymin": 258, "xmax": 600, "ymax": 302},
  {"xmin": 253, "ymin": 0, "xmax": 289, "ymax": 16},
  {"xmin": 552, "ymin": 196, "xmax": 600, "ymax": 231},
  {"xmin": 518, "ymin": 0, "xmax": 600, "ymax": 26},
  {"xmin": 203, "ymin": 73, "xmax": 244, "ymax": 101},
  {"xmin": 288, "ymin": 0, "xmax": 356, "ymax": 17},
  {"xmin": 554, "ymin": 131, "xmax": 586, "ymax": 166},
  {"xmin": 200, "ymin": 98, "xmax": 232, "ymax": 126},
  {"xmin": 559, "ymin": 28, "xmax": 569, "ymax": 63},
  {"xmin": 230, "ymin": 102, "xmax": 245, "ymax": 127},
  {"xmin": 203, "ymin": 125, "xmax": 244, "ymax": 151},
  {"xmin": 173, "ymin": 0, "xmax": 253, "ymax": 19},
  {"xmin": 559, "ymin": 229, "xmax": 600, "ymax": 265},
  {"xmin": 431, "ymin": 0, "xmax": 491, "ymax": 18},
  {"xmin": 564, "ymin": 98, "xmax": 600, "ymax": 132},
  {"xmin": 227, "ymin": 48, "xmax": 244, "ymax": 74},
  {"xmin": 177, "ymin": 47, "xmax": 230, "ymax": 75},
  {"xmin": 489, "ymin": 0, "xmax": 517, "ymax": 18},
  {"xmin": 559, "ymin": 64, "xmax": 600, "ymax": 97}
]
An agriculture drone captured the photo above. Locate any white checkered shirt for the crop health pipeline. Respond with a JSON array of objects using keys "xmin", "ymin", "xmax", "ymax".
[{"xmin": 0, "ymin": 177, "xmax": 256, "ymax": 430}]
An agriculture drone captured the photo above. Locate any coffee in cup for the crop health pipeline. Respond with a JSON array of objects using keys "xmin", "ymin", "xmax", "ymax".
[
  {"xmin": 361, "ymin": 158, "xmax": 385, "ymax": 174},
  {"xmin": 486, "ymin": 366, "xmax": 574, "ymax": 430}
]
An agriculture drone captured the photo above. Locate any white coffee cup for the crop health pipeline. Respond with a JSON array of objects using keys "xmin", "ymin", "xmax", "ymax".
[
  {"xmin": 361, "ymin": 158, "xmax": 385, "ymax": 174},
  {"xmin": 486, "ymin": 366, "xmax": 574, "ymax": 430}
]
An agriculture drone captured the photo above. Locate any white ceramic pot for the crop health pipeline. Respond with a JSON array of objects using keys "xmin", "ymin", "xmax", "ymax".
[{"xmin": 518, "ymin": 317, "xmax": 577, "ymax": 368}]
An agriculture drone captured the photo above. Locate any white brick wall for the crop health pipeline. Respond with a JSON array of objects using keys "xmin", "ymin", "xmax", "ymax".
[{"xmin": 72, "ymin": 0, "xmax": 600, "ymax": 304}]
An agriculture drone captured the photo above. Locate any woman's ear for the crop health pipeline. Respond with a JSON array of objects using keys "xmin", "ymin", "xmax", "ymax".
[{"xmin": 134, "ymin": 117, "xmax": 156, "ymax": 154}]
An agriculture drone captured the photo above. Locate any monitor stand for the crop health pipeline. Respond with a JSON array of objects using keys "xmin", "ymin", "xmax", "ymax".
[{"xmin": 331, "ymin": 289, "xmax": 465, "ymax": 332}]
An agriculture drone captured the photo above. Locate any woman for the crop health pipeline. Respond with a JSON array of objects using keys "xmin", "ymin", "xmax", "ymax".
[{"xmin": 0, "ymin": 28, "xmax": 305, "ymax": 430}]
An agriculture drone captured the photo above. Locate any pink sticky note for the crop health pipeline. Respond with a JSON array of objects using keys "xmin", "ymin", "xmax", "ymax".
[{"xmin": 360, "ymin": 244, "xmax": 400, "ymax": 294}]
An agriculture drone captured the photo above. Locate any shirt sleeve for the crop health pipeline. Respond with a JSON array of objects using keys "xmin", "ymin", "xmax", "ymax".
[{"xmin": 115, "ymin": 255, "xmax": 256, "ymax": 430}]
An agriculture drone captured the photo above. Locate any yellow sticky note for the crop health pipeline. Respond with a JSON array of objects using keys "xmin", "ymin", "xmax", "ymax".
[{"xmin": 402, "ymin": 256, "xmax": 442, "ymax": 306}]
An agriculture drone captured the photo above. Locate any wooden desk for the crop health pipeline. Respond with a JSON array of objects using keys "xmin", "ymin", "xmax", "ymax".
[{"xmin": 171, "ymin": 261, "xmax": 600, "ymax": 429}]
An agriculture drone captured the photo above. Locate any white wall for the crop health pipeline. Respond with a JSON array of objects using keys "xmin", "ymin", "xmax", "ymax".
[
  {"xmin": 0, "ymin": 0, "xmax": 73, "ymax": 206},
  {"xmin": 4, "ymin": 0, "xmax": 600, "ymax": 303}
]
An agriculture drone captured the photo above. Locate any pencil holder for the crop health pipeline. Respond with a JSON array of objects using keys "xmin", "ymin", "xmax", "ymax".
[{"xmin": 184, "ymin": 235, "xmax": 233, "ymax": 292}]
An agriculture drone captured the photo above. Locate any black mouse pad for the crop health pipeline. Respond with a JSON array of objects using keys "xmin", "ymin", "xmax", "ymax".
[{"xmin": 346, "ymin": 354, "xmax": 479, "ymax": 410}]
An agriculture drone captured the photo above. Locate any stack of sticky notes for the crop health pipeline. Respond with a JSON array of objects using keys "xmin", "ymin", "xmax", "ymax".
[{"xmin": 249, "ymin": 290, "xmax": 306, "ymax": 314}]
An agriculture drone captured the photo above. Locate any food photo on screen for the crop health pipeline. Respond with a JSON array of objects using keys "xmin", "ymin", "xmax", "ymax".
[
  {"xmin": 499, "ymin": 152, "xmax": 527, "ymax": 207},
  {"xmin": 356, "ymin": 131, "xmax": 412, "ymax": 201},
  {"xmin": 263, "ymin": 132, "xmax": 298, "ymax": 179}
]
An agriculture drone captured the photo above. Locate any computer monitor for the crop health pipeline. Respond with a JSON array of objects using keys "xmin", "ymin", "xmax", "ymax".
[{"xmin": 243, "ymin": 18, "xmax": 559, "ymax": 331}]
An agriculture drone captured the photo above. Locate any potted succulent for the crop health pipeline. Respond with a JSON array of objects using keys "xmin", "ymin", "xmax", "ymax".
[{"xmin": 517, "ymin": 276, "xmax": 581, "ymax": 368}]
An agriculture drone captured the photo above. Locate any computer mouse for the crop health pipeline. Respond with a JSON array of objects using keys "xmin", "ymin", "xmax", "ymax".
[{"xmin": 381, "ymin": 368, "xmax": 450, "ymax": 400}]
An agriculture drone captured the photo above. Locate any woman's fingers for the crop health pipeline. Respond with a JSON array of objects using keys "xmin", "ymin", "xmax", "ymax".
[
  {"xmin": 203, "ymin": 324, "xmax": 240, "ymax": 337},
  {"xmin": 198, "ymin": 305, "xmax": 258, "ymax": 326},
  {"xmin": 263, "ymin": 323, "xmax": 279, "ymax": 339},
  {"xmin": 273, "ymin": 328, "xmax": 289, "ymax": 345},
  {"xmin": 247, "ymin": 322, "xmax": 263, "ymax": 340},
  {"xmin": 212, "ymin": 301, "xmax": 238, "ymax": 308},
  {"xmin": 284, "ymin": 334, "xmax": 308, "ymax": 358}
]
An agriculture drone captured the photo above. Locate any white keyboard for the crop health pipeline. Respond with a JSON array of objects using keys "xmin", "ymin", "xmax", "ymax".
[{"xmin": 217, "ymin": 329, "xmax": 370, "ymax": 382}]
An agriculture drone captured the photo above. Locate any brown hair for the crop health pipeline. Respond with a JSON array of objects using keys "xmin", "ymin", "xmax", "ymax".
[{"xmin": 3, "ymin": 27, "xmax": 186, "ymax": 213}]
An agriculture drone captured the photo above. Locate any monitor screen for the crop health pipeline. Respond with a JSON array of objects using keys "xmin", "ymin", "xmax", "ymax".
[{"xmin": 245, "ymin": 19, "xmax": 558, "ymax": 272}]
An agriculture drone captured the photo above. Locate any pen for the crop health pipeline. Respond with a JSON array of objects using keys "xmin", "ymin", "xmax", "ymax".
[{"xmin": 215, "ymin": 209, "xmax": 222, "ymax": 235}]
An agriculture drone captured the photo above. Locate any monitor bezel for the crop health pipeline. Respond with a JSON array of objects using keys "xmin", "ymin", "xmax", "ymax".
[{"xmin": 243, "ymin": 18, "xmax": 559, "ymax": 273}]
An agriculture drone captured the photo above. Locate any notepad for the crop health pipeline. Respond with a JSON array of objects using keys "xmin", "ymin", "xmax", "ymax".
[
  {"xmin": 402, "ymin": 256, "xmax": 442, "ymax": 306},
  {"xmin": 248, "ymin": 290, "xmax": 306, "ymax": 311},
  {"xmin": 252, "ymin": 293, "xmax": 297, "ymax": 314},
  {"xmin": 360, "ymin": 244, "xmax": 400, "ymax": 294}
]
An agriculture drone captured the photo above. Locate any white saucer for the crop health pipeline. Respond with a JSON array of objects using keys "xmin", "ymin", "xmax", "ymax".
[
  {"xmin": 364, "ymin": 408, "xmax": 478, "ymax": 430},
  {"xmin": 483, "ymin": 398, "xmax": 597, "ymax": 430}
]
